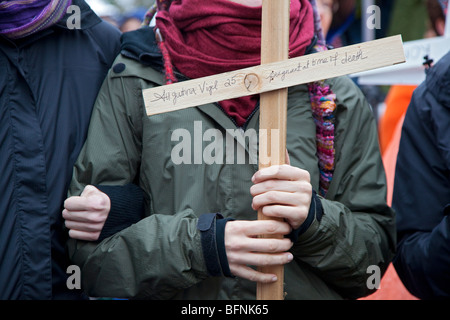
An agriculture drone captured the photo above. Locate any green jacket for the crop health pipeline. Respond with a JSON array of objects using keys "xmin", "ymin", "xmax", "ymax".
[{"xmin": 67, "ymin": 28, "xmax": 395, "ymax": 300}]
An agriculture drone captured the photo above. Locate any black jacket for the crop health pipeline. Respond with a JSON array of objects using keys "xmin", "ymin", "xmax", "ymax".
[
  {"xmin": 393, "ymin": 50, "xmax": 450, "ymax": 299},
  {"xmin": 0, "ymin": 0, "xmax": 121, "ymax": 299}
]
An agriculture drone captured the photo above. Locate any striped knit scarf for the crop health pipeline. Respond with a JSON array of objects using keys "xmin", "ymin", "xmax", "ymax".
[
  {"xmin": 0, "ymin": 0, "xmax": 72, "ymax": 39},
  {"xmin": 146, "ymin": 0, "xmax": 337, "ymax": 197}
]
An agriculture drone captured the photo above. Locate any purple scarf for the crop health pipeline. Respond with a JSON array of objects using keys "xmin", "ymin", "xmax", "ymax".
[{"xmin": 0, "ymin": 0, "xmax": 72, "ymax": 39}]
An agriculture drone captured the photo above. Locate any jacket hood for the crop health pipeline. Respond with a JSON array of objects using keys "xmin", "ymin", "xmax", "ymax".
[
  {"xmin": 426, "ymin": 50, "xmax": 450, "ymax": 108},
  {"xmin": 120, "ymin": 26, "xmax": 163, "ymax": 69}
]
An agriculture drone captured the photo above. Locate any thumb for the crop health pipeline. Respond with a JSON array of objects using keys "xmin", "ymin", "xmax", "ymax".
[{"xmin": 80, "ymin": 185, "xmax": 100, "ymax": 198}]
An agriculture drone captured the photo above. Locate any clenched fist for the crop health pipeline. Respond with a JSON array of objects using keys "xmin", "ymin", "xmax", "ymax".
[
  {"xmin": 63, "ymin": 185, "xmax": 111, "ymax": 241},
  {"xmin": 224, "ymin": 152, "xmax": 313, "ymax": 283}
]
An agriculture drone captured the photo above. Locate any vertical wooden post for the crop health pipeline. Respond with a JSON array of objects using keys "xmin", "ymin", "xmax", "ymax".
[{"xmin": 256, "ymin": 0, "xmax": 290, "ymax": 300}]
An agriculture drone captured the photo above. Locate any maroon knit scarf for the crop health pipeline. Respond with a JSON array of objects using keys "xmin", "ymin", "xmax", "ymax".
[{"xmin": 156, "ymin": 0, "xmax": 315, "ymax": 127}]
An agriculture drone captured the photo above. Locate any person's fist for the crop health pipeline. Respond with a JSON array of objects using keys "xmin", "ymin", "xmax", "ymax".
[
  {"xmin": 225, "ymin": 219, "xmax": 294, "ymax": 283},
  {"xmin": 250, "ymin": 164, "xmax": 312, "ymax": 230},
  {"xmin": 63, "ymin": 185, "xmax": 111, "ymax": 241}
]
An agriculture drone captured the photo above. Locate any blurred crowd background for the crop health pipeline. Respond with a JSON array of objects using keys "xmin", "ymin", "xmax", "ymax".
[
  {"xmin": 86, "ymin": 0, "xmax": 432, "ymax": 41},
  {"xmin": 85, "ymin": 0, "xmax": 154, "ymax": 32}
]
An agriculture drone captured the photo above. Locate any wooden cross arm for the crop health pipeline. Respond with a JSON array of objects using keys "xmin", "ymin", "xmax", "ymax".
[{"xmin": 143, "ymin": 35, "xmax": 405, "ymax": 117}]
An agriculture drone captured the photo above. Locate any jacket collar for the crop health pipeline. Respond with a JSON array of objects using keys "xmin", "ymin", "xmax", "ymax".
[
  {"xmin": 55, "ymin": 0, "xmax": 101, "ymax": 30},
  {"xmin": 120, "ymin": 26, "xmax": 166, "ymax": 74}
]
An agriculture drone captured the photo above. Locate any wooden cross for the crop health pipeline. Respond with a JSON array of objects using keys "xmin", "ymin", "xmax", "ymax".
[
  {"xmin": 142, "ymin": 0, "xmax": 405, "ymax": 300},
  {"xmin": 256, "ymin": 0, "xmax": 289, "ymax": 301}
]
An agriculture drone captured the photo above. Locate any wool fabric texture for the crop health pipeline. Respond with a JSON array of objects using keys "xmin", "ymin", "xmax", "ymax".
[{"xmin": 308, "ymin": 81, "xmax": 336, "ymax": 197}]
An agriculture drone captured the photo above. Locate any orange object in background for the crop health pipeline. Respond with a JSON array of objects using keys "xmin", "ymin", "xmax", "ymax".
[
  {"xmin": 361, "ymin": 85, "xmax": 418, "ymax": 300},
  {"xmin": 378, "ymin": 85, "xmax": 416, "ymax": 154},
  {"xmin": 361, "ymin": 115, "xmax": 417, "ymax": 300},
  {"xmin": 361, "ymin": 264, "xmax": 417, "ymax": 300}
]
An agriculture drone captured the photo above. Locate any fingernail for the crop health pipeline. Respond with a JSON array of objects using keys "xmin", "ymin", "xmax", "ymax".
[
  {"xmin": 272, "ymin": 276, "xmax": 278, "ymax": 282},
  {"xmin": 287, "ymin": 253, "xmax": 293, "ymax": 261}
]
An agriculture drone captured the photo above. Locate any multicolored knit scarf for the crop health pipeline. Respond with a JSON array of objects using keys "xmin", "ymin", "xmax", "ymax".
[
  {"xmin": 308, "ymin": 81, "xmax": 336, "ymax": 197},
  {"xmin": 146, "ymin": 0, "xmax": 337, "ymax": 196},
  {"xmin": 0, "ymin": 0, "xmax": 72, "ymax": 39},
  {"xmin": 308, "ymin": 0, "xmax": 337, "ymax": 197}
]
